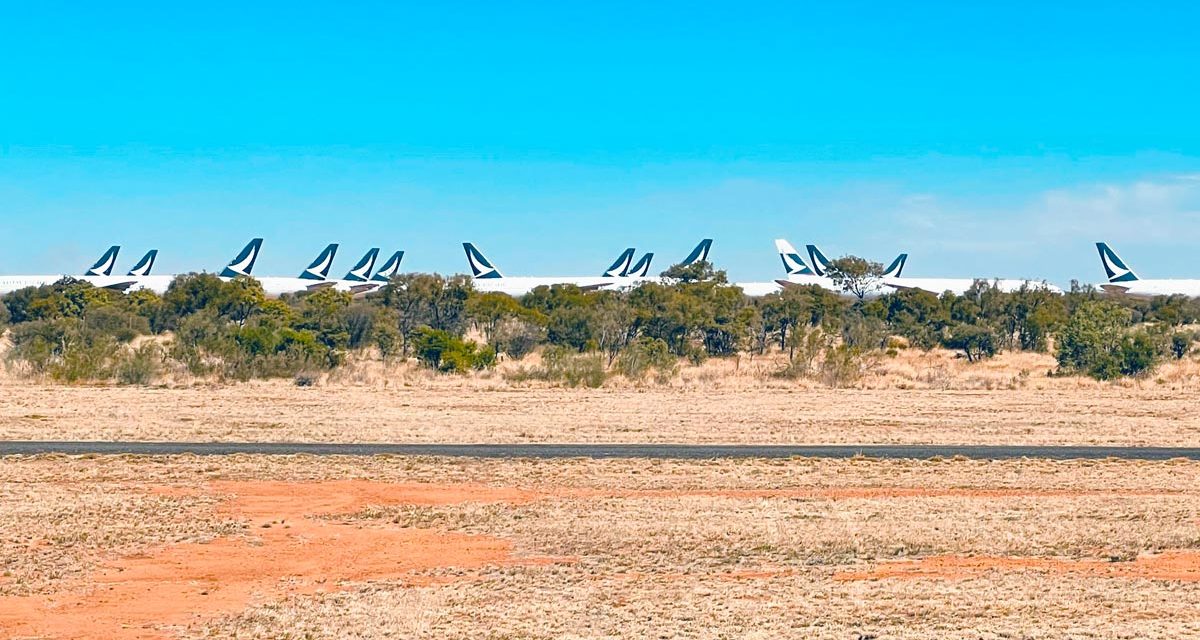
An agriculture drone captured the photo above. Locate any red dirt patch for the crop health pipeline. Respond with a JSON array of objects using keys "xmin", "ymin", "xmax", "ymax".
[
  {"xmin": 835, "ymin": 551, "xmax": 1200, "ymax": 582},
  {"xmin": 0, "ymin": 480, "xmax": 555, "ymax": 640}
]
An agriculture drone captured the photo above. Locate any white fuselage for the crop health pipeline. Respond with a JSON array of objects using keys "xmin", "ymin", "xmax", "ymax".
[
  {"xmin": 776, "ymin": 274, "xmax": 887, "ymax": 298},
  {"xmin": 67, "ymin": 275, "xmax": 338, "ymax": 298},
  {"xmin": 1100, "ymin": 280, "xmax": 1200, "ymax": 298},
  {"xmin": 0, "ymin": 275, "xmax": 72, "ymax": 296},
  {"xmin": 471, "ymin": 276, "xmax": 620, "ymax": 297},
  {"xmin": 883, "ymin": 277, "xmax": 1062, "ymax": 296}
]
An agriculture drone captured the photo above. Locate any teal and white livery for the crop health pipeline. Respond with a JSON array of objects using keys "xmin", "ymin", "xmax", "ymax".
[
  {"xmin": 464, "ymin": 242, "xmax": 504, "ymax": 279},
  {"xmin": 882, "ymin": 253, "xmax": 907, "ymax": 278},
  {"xmin": 343, "ymin": 248, "xmax": 380, "ymax": 282},
  {"xmin": 462, "ymin": 242, "xmax": 620, "ymax": 296},
  {"xmin": 1097, "ymin": 242, "xmax": 1139, "ymax": 284},
  {"xmin": 299, "ymin": 244, "xmax": 339, "ymax": 281},
  {"xmin": 126, "ymin": 250, "xmax": 158, "ymax": 277},
  {"xmin": 329, "ymin": 248, "xmax": 384, "ymax": 294},
  {"xmin": 603, "ymin": 248, "xmax": 637, "ymax": 277},
  {"xmin": 1092, "ymin": 242, "xmax": 1200, "ymax": 297},
  {"xmin": 219, "ymin": 238, "xmax": 264, "ymax": 278},
  {"xmin": 626, "ymin": 252, "xmax": 654, "ymax": 278},
  {"xmin": 371, "ymin": 251, "xmax": 404, "ymax": 283},
  {"xmin": 86, "ymin": 246, "xmax": 121, "ymax": 276}
]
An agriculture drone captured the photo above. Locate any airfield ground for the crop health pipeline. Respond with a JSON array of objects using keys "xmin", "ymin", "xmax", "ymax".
[
  {"xmin": 2, "ymin": 454, "xmax": 1200, "ymax": 639},
  {"xmin": 2, "ymin": 375, "xmax": 1200, "ymax": 446},
  {"xmin": 4, "ymin": 351, "xmax": 1200, "ymax": 639}
]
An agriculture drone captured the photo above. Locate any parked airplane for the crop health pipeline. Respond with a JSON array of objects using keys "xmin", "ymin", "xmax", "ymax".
[
  {"xmin": 463, "ymin": 243, "xmax": 625, "ymax": 296},
  {"xmin": 804, "ymin": 243, "xmax": 1058, "ymax": 296},
  {"xmin": 95, "ymin": 239, "xmax": 342, "ymax": 297},
  {"xmin": 603, "ymin": 248, "xmax": 637, "ymax": 278},
  {"xmin": 86, "ymin": 249, "xmax": 161, "ymax": 290},
  {"xmin": 85, "ymin": 246, "xmax": 121, "ymax": 276},
  {"xmin": 1095, "ymin": 242, "xmax": 1200, "ymax": 297},
  {"xmin": 0, "ymin": 245, "xmax": 145, "ymax": 295},
  {"xmin": 237, "ymin": 242, "xmax": 348, "ymax": 297},
  {"xmin": 370, "ymin": 251, "xmax": 405, "ymax": 284},
  {"xmin": 626, "ymin": 252, "xmax": 654, "ymax": 278},
  {"xmin": 329, "ymin": 248, "xmax": 385, "ymax": 294}
]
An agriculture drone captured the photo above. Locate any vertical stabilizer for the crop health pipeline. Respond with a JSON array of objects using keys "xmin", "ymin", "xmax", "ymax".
[
  {"xmin": 86, "ymin": 246, "xmax": 121, "ymax": 276},
  {"xmin": 344, "ymin": 248, "xmax": 380, "ymax": 282},
  {"xmin": 220, "ymin": 238, "xmax": 264, "ymax": 277},
  {"xmin": 628, "ymin": 252, "xmax": 654, "ymax": 277},
  {"xmin": 805, "ymin": 244, "xmax": 832, "ymax": 276},
  {"xmin": 126, "ymin": 250, "xmax": 158, "ymax": 277},
  {"xmin": 299, "ymin": 243, "xmax": 339, "ymax": 280},
  {"xmin": 603, "ymin": 248, "xmax": 637, "ymax": 277},
  {"xmin": 463, "ymin": 243, "xmax": 504, "ymax": 278},
  {"xmin": 775, "ymin": 239, "xmax": 815, "ymax": 276},
  {"xmin": 371, "ymin": 251, "xmax": 405, "ymax": 282},
  {"xmin": 882, "ymin": 253, "xmax": 908, "ymax": 278},
  {"xmin": 681, "ymin": 239, "xmax": 713, "ymax": 265},
  {"xmin": 1096, "ymin": 242, "xmax": 1139, "ymax": 283}
]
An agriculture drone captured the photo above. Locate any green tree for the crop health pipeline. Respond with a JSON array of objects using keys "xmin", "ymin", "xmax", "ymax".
[
  {"xmin": 943, "ymin": 324, "xmax": 998, "ymax": 362},
  {"xmin": 1056, "ymin": 300, "xmax": 1133, "ymax": 378},
  {"xmin": 824, "ymin": 256, "xmax": 884, "ymax": 300}
]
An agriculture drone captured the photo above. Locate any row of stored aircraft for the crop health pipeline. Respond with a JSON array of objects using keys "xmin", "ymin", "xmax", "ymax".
[{"xmin": 3, "ymin": 239, "xmax": 1191, "ymax": 300}]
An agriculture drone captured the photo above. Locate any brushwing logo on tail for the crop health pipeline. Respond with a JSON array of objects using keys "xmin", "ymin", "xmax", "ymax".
[
  {"xmin": 774, "ymin": 239, "xmax": 815, "ymax": 276},
  {"xmin": 344, "ymin": 248, "xmax": 380, "ymax": 282},
  {"xmin": 87, "ymin": 246, "xmax": 121, "ymax": 276},
  {"xmin": 371, "ymin": 251, "xmax": 405, "ymax": 282},
  {"xmin": 603, "ymin": 248, "xmax": 636, "ymax": 277},
  {"xmin": 463, "ymin": 243, "xmax": 503, "ymax": 278},
  {"xmin": 300, "ymin": 244, "xmax": 339, "ymax": 280},
  {"xmin": 882, "ymin": 254, "xmax": 908, "ymax": 278},
  {"xmin": 1096, "ymin": 242, "xmax": 1139, "ymax": 283},
  {"xmin": 681, "ymin": 239, "xmax": 713, "ymax": 265},
  {"xmin": 805, "ymin": 245, "xmax": 832, "ymax": 276},
  {"xmin": 627, "ymin": 252, "xmax": 654, "ymax": 277},
  {"xmin": 127, "ymin": 250, "xmax": 158, "ymax": 277},
  {"xmin": 220, "ymin": 238, "xmax": 264, "ymax": 278}
]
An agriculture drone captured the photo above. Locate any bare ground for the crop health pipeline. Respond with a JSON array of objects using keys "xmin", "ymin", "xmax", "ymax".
[{"xmin": 2, "ymin": 455, "xmax": 1200, "ymax": 639}]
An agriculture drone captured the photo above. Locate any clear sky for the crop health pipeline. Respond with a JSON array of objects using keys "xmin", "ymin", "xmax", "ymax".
[{"xmin": 3, "ymin": 1, "xmax": 1199, "ymax": 284}]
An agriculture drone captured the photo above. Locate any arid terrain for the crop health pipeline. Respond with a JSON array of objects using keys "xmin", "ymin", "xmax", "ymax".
[
  {"xmin": 4, "ymin": 348, "xmax": 1200, "ymax": 638},
  {"xmin": 3, "ymin": 375, "xmax": 1200, "ymax": 446},
  {"xmin": 2, "ymin": 455, "xmax": 1199, "ymax": 639}
]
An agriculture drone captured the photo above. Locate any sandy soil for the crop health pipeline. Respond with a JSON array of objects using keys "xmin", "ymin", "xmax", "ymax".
[
  {"xmin": 3, "ymin": 377, "xmax": 1200, "ymax": 445},
  {"xmin": 2, "ymin": 455, "xmax": 1200, "ymax": 639}
]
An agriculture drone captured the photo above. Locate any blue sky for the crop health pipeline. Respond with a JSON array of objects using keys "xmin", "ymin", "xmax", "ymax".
[{"xmin": 2, "ymin": 1, "xmax": 1199, "ymax": 284}]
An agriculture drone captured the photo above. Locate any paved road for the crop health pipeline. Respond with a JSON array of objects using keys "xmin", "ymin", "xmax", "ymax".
[{"xmin": 3, "ymin": 441, "xmax": 1200, "ymax": 460}]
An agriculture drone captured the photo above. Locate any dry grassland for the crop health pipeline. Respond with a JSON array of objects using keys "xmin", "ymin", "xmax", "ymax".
[
  {"xmin": 4, "ymin": 372, "xmax": 1200, "ymax": 446},
  {"xmin": 2, "ymin": 455, "xmax": 1200, "ymax": 638}
]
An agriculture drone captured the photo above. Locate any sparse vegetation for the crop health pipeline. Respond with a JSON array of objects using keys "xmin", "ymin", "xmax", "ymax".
[{"xmin": 3, "ymin": 259, "xmax": 1198, "ymax": 385}]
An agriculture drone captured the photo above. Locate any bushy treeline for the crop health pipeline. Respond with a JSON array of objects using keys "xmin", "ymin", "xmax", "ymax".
[{"xmin": 2, "ymin": 265, "xmax": 1198, "ymax": 385}]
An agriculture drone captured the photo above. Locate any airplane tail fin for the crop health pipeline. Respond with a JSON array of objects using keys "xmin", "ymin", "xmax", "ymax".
[
  {"xmin": 86, "ymin": 246, "xmax": 121, "ymax": 276},
  {"xmin": 344, "ymin": 248, "xmax": 380, "ymax": 282},
  {"xmin": 371, "ymin": 251, "xmax": 405, "ymax": 282},
  {"xmin": 1096, "ymin": 242, "xmax": 1139, "ymax": 283},
  {"xmin": 463, "ymin": 243, "xmax": 503, "ymax": 278},
  {"xmin": 775, "ymin": 239, "xmax": 815, "ymax": 276},
  {"xmin": 681, "ymin": 239, "xmax": 713, "ymax": 265},
  {"xmin": 126, "ymin": 250, "xmax": 158, "ymax": 277},
  {"xmin": 299, "ymin": 243, "xmax": 339, "ymax": 280},
  {"xmin": 882, "ymin": 253, "xmax": 908, "ymax": 278},
  {"xmin": 220, "ymin": 238, "xmax": 264, "ymax": 277},
  {"xmin": 805, "ymin": 244, "xmax": 832, "ymax": 276},
  {"xmin": 628, "ymin": 252, "xmax": 654, "ymax": 277},
  {"xmin": 603, "ymin": 248, "xmax": 636, "ymax": 277}
]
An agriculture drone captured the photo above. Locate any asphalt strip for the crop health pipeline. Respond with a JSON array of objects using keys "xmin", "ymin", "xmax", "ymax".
[{"xmin": 2, "ymin": 442, "xmax": 1200, "ymax": 460}]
